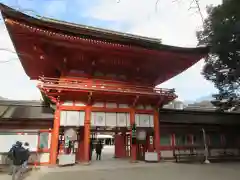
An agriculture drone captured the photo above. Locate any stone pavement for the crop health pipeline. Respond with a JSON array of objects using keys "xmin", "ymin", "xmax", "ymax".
[
  {"xmin": 39, "ymin": 162, "xmax": 240, "ymax": 180},
  {"xmin": 2, "ymin": 146, "xmax": 240, "ymax": 180},
  {"xmin": 2, "ymin": 162, "xmax": 240, "ymax": 180}
]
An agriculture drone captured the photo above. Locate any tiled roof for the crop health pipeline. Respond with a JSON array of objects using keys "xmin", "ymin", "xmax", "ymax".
[
  {"xmin": 0, "ymin": 3, "xmax": 209, "ymax": 54},
  {"xmin": 0, "ymin": 100, "xmax": 54, "ymax": 119}
]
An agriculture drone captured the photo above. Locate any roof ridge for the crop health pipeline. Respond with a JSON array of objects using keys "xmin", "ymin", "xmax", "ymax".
[{"xmin": 40, "ymin": 16, "xmax": 162, "ymax": 43}]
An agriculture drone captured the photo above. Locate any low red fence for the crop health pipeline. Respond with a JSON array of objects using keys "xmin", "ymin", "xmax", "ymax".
[{"xmin": 38, "ymin": 76, "xmax": 176, "ymax": 97}]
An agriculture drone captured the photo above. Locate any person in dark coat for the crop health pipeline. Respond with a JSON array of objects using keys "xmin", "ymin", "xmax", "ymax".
[
  {"xmin": 11, "ymin": 141, "xmax": 28, "ymax": 180},
  {"xmin": 8, "ymin": 141, "xmax": 22, "ymax": 175},
  {"xmin": 95, "ymin": 140, "xmax": 103, "ymax": 160}
]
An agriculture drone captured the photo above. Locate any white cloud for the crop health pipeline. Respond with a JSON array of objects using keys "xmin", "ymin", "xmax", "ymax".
[
  {"xmin": 42, "ymin": 0, "xmax": 68, "ymax": 17},
  {"xmin": 158, "ymin": 60, "xmax": 218, "ymax": 101},
  {"xmin": 84, "ymin": 0, "xmax": 222, "ymax": 100},
  {"xmin": 86, "ymin": 0, "xmax": 222, "ymax": 46},
  {"xmin": 0, "ymin": 0, "xmax": 222, "ymax": 101},
  {"xmin": 0, "ymin": 23, "xmax": 41, "ymax": 100}
]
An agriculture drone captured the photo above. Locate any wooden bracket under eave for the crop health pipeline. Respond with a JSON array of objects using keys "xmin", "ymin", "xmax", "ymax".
[
  {"xmin": 4, "ymin": 18, "xmax": 14, "ymax": 25},
  {"xmin": 132, "ymin": 95, "xmax": 139, "ymax": 107},
  {"xmin": 157, "ymin": 97, "xmax": 164, "ymax": 108},
  {"xmin": 88, "ymin": 92, "xmax": 93, "ymax": 105}
]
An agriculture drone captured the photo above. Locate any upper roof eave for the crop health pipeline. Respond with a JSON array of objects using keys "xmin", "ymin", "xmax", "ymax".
[{"xmin": 0, "ymin": 3, "xmax": 209, "ymax": 54}]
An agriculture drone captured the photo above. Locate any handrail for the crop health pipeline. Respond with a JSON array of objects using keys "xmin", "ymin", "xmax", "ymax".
[{"xmin": 38, "ymin": 76, "xmax": 176, "ymax": 96}]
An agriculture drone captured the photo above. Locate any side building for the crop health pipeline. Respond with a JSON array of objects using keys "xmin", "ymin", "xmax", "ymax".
[{"xmin": 1, "ymin": 100, "xmax": 240, "ymax": 165}]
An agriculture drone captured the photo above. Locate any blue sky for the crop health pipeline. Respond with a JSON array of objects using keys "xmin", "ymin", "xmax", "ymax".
[{"xmin": 0, "ymin": 0, "xmax": 221, "ymax": 101}]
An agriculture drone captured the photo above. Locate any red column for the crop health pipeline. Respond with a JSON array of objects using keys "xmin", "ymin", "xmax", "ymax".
[
  {"xmin": 154, "ymin": 109, "xmax": 160, "ymax": 161},
  {"xmin": 123, "ymin": 132, "xmax": 126, "ymax": 157},
  {"xmin": 171, "ymin": 134, "xmax": 176, "ymax": 147},
  {"xmin": 171, "ymin": 134, "xmax": 176, "ymax": 157},
  {"xmin": 77, "ymin": 128, "xmax": 84, "ymax": 162},
  {"xmin": 50, "ymin": 104, "xmax": 60, "ymax": 165},
  {"xmin": 83, "ymin": 106, "xmax": 91, "ymax": 162},
  {"xmin": 115, "ymin": 133, "xmax": 126, "ymax": 158},
  {"xmin": 114, "ymin": 132, "xmax": 117, "ymax": 158},
  {"xmin": 130, "ymin": 108, "xmax": 137, "ymax": 162}
]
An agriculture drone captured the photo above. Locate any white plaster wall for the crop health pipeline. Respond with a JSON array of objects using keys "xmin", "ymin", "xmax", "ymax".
[
  {"xmin": 75, "ymin": 102, "xmax": 86, "ymax": 106},
  {"xmin": 39, "ymin": 153, "xmax": 50, "ymax": 163},
  {"xmin": 28, "ymin": 152, "xmax": 50, "ymax": 163},
  {"xmin": 145, "ymin": 105, "xmax": 153, "ymax": 110},
  {"xmin": 210, "ymin": 148, "xmax": 239, "ymax": 156},
  {"xmin": 48, "ymin": 133, "xmax": 52, "ymax": 148},
  {"xmin": 62, "ymin": 101, "xmax": 74, "ymax": 106},
  {"xmin": 106, "ymin": 103, "xmax": 117, "ymax": 108},
  {"xmin": 136, "ymin": 105, "xmax": 144, "ymax": 109},
  {"xmin": 0, "ymin": 154, "xmax": 10, "ymax": 164},
  {"xmin": 118, "ymin": 104, "xmax": 129, "ymax": 108},
  {"xmin": 0, "ymin": 152, "xmax": 50, "ymax": 165},
  {"xmin": 161, "ymin": 150, "xmax": 174, "ymax": 158},
  {"xmin": 92, "ymin": 102, "xmax": 104, "ymax": 107},
  {"xmin": 210, "ymin": 149, "xmax": 225, "ymax": 156}
]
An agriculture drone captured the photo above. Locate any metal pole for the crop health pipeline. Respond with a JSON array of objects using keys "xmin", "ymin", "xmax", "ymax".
[{"xmin": 202, "ymin": 128, "xmax": 210, "ymax": 164}]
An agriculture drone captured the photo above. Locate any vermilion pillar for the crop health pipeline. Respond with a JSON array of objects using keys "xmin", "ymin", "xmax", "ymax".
[
  {"xmin": 83, "ymin": 106, "xmax": 91, "ymax": 162},
  {"xmin": 171, "ymin": 134, "xmax": 175, "ymax": 147},
  {"xmin": 130, "ymin": 108, "xmax": 137, "ymax": 162},
  {"xmin": 77, "ymin": 128, "xmax": 84, "ymax": 162},
  {"xmin": 154, "ymin": 109, "xmax": 160, "ymax": 161},
  {"xmin": 115, "ymin": 133, "xmax": 126, "ymax": 158},
  {"xmin": 50, "ymin": 104, "xmax": 60, "ymax": 165}
]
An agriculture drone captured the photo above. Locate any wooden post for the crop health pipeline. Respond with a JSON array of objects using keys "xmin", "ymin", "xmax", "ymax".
[
  {"xmin": 50, "ymin": 104, "xmax": 60, "ymax": 165},
  {"xmin": 83, "ymin": 106, "xmax": 91, "ymax": 163},
  {"xmin": 154, "ymin": 109, "xmax": 160, "ymax": 161},
  {"xmin": 171, "ymin": 134, "xmax": 176, "ymax": 147},
  {"xmin": 77, "ymin": 128, "xmax": 84, "ymax": 162},
  {"xmin": 130, "ymin": 108, "xmax": 137, "ymax": 162}
]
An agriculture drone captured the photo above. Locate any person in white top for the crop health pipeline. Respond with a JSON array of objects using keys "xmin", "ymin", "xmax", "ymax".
[{"xmin": 22, "ymin": 142, "xmax": 30, "ymax": 170}]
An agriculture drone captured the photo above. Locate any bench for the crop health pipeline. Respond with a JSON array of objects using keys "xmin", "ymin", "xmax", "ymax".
[
  {"xmin": 208, "ymin": 148, "xmax": 240, "ymax": 162},
  {"xmin": 173, "ymin": 146, "xmax": 205, "ymax": 163}
]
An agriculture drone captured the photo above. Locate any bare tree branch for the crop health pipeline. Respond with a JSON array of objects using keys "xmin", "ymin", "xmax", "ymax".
[
  {"xmin": 193, "ymin": 0, "xmax": 204, "ymax": 24},
  {"xmin": 155, "ymin": 0, "xmax": 161, "ymax": 12}
]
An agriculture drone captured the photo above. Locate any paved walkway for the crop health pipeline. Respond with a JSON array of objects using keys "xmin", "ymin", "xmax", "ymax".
[
  {"xmin": 2, "ymin": 162, "xmax": 240, "ymax": 180},
  {"xmin": 35, "ymin": 162, "xmax": 240, "ymax": 180},
  {"xmin": 2, "ymin": 146, "xmax": 240, "ymax": 180}
]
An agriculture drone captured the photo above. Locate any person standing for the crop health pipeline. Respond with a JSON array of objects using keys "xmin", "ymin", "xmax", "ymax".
[
  {"xmin": 7, "ymin": 141, "xmax": 21, "ymax": 175},
  {"xmin": 11, "ymin": 142, "xmax": 29, "ymax": 180},
  {"xmin": 22, "ymin": 142, "xmax": 30, "ymax": 171},
  {"xmin": 95, "ymin": 140, "xmax": 103, "ymax": 160},
  {"xmin": 89, "ymin": 140, "xmax": 94, "ymax": 161}
]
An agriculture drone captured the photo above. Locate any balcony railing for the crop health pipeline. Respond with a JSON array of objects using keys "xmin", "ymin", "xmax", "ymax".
[{"xmin": 38, "ymin": 76, "xmax": 176, "ymax": 97}]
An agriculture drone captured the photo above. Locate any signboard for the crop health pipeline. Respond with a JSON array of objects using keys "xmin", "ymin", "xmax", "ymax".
[
  {"xmin": 137, "ymin": 130, "xmax": 146, "ymax": 141},
  {"xmin": 64, "ymin": 128, "xmax": 77, "ymax": 141},
  {"xmin": 117, "ymin": 113, "xmax": 127, "ymax": 127},
  {"xmin": 92, "ymin": 112, "xmax": 105, "ymax": 126},
  {"xmin": 106, "ymin": 113, "xmax": 117, "ymax": 127},
  {"xmin": 149, "ymin": 115, "xmax": 154, "ymax": 127},
  {"xmin": 60, "ymin": 111, "xmax": 85, "ymax": 126},
  {"xmin": 74, "ymin": 141, "xmax": 79, "ymax": 149},
  {"xmin": 132, "ymin": 123, "xmax": 137, "ymax": 138},
  {"xmin": 65, "ymin": 136, "xmax": 70, "ymax": 148},
  {"xmin": 149, "ymin": 136, "xmax": 153, "ymax": 145},
  {"xmin": 139, "ymin": 114, "xmax": 150, "ymax": 127}
]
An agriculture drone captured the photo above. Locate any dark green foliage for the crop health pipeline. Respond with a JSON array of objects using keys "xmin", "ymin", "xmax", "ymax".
[{"xmin": 197, "ymin": 0, "xmax": 240, "ymax": 109}]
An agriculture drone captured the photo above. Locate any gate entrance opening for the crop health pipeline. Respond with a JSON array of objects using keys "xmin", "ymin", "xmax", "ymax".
[
  {"xmin": 56, "ymin": 110, "xmax": 160, "ymax": 165},
  {"xmin": 90, "ymin": 128, "xmax": 130, "ymax": 162}
]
